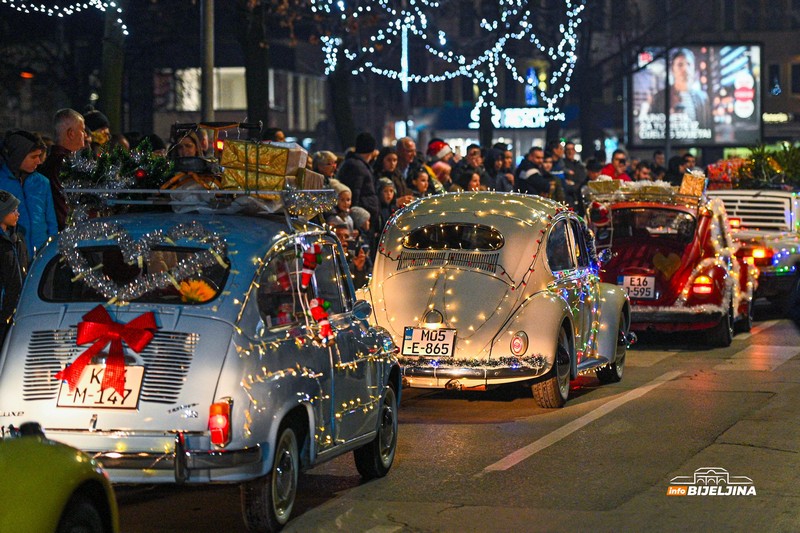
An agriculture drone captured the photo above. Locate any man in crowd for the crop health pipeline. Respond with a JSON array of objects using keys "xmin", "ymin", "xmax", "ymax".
[
  {"xmin": 601, "ymin": 149, "xmax": 632, "ymax": 181},
  {"xmin": 337, "ymin": 132, "xmax": 380, "ymax": 243},
  {"xmin": 37, "ymin": 108, "xmax": 88, "ymax": 230},
  {"xmin": 632, "ymin": 162, "xmax": 653, "ymax": 181},
  {"xmin": 514, "ymin": 146, "xmax": 552, "ymax": 197}
]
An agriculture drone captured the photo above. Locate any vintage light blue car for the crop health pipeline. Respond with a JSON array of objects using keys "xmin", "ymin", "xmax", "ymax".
[
  {"xmin": 0, "ymin": 203, "xmax": 400, "ymax": 532},
  {"xmin": 364, "ymin": 191, "xmax": 633, "ymax": 408}
]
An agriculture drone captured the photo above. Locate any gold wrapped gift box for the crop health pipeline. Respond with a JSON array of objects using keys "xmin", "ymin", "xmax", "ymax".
[
  {"xmin": 221, "ymin": 168, "xmax": 285, "ymax": 199},
  {"xmin": 220, "ymin": 140, "xmax": 308, "ymax": 176}
]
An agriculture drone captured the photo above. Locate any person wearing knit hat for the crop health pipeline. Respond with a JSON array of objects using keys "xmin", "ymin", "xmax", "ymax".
[
  {"xmin": 0, "ymin": 189, "xmax": 28, "ymax": 343},
  {"xmin": 336, "ymin": 132, "xmax": 380, "ymax": 246},
  {"xmin": 350, "ymin": 206, "xmax": 371, "ymax": 235},
  {"xmin": 354, "ymin": 132, "xmax": 377, "ymax": 155},
  {"xmin": 328, "ymin": 178, "xmax": 351, "ymax": 197},
  {"xmin": 0, "ymin": 131, "xmax": 58, "ymax": 259},
  {"xmin": 84, "ymin": 109, "xmax": 111, "ymax": 145}
]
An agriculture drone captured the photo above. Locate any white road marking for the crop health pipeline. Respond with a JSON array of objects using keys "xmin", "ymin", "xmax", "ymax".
[
  {"xmin": 713, "ymin": 345, "xmax": 798, "ymax": 371},
  {"xmin": 736, "ymin": 319, "xmax": 780, "ymax": 340},
  {"xmin": 627, "ymin": 351, "xmax": 675, "ymax": 367},
  {"xmin": 479, "ymin": 371, "xmax": 684, "ymax": 474}
]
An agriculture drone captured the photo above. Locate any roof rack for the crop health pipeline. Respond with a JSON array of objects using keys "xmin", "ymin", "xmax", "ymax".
[{"xmin": 64, "ymin": 188, "xmax": 337, "ymax": 231}]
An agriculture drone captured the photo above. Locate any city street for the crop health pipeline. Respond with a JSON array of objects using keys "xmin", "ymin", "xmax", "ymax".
[{"xmin": 116, "ymin": 304, "xmax": 800, "ymax": 532}]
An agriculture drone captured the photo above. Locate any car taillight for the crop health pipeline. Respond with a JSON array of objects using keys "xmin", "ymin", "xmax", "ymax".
[
  {"xmin": 209, "ymin": 400, "xmax": 232, "ymax": 447},
  {"xmin": 746, "ymin": 246, "xmax": 774, "ymax": 267},
  {"xmin": 691, "ymin": 275, "xmax": 714, "ymax": 295}
]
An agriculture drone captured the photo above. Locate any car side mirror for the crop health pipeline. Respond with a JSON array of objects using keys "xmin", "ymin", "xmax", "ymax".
[
  {"xmin": 597, "ymin": 248, "xmax": 612, "ymax": 264},
  {"xmin": 353, "ymin": 299, "xmax": 372, "ymax": 321}
]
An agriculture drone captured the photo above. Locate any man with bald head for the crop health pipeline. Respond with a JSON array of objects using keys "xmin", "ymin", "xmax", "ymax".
[{"xmin": 38, "ymin": 108, "xmax": 88, "ymax": 230}]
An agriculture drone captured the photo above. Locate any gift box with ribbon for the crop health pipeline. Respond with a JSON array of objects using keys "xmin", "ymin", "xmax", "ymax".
[{"xmin": 220, "ymin": 140, "xmax": 307, "ymax": 176}]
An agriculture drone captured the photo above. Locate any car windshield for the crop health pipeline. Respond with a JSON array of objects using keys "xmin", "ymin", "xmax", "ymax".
[
  {"xmin": 611, "ymin": 208, "xmax": 697, "ymax": 246},
  {"xmin": 39, "ymin": 246, "xmax": 230, "ymax": 304},
  {"xmin": 402, "ymin": 223, "xmax": 504, "ymax": 250}
]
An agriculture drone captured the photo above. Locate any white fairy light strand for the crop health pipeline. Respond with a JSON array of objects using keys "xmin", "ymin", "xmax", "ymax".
[
  {"xmin": 0, "ymin": 0, "xmax": 129, "ymax": 35},
  {"xmin": 311, "ymin": 0, "xmax": 585, "ymax": 120}
]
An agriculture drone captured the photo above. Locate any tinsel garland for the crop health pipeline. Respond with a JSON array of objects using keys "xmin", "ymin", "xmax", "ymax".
[
  {"xmin": 61, "ymin": 141, "xmax": 174, "ymax": 191},
  {"xmin": 398, "ymin": 354, "xmax": 546, "ymax": 370},
  {"xmin": 59, "ymin": 220, "xmax": 228, "ymax": 304}
]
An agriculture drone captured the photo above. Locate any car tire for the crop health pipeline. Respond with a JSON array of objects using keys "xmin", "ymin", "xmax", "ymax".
[
  {"xmin": 596, "ymin": 311, "xmax": 627, "ymax": 384},
  {"xmin": 708, "ymin": 301, "xmax": 734, "ymax": 347},
  {"xmin": 56, "ymin": 493, "xmax": 104, "ymax": 533},
  {"xmin": 354, "ymin": 382, "xmax": 398, "ymax": 480},
  {"xmin": 734, "ymin": 300, "xmax": 753, "ymax": 333},
  {"xmin": 241, "ymin": 425, "xmax": 300, "ymax": 532},
  {"xmin": 532, "ymin": 328, "xmax": 571, "ymax": 408}
]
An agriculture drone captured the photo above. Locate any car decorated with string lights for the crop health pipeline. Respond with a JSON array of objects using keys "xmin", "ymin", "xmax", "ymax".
[
  {"xmin": 362, "ymin": 191, "xmax": 634, "ymax": 408},
  {"xmin": 706, "ymin": 188, "xmax": 800, "ymax": 310},
  {"xmin": 0, "ymin": 189, "xmax": 400, "ymax": 532},
  {"xmin": 585, "ymin": 180, "xmax": 758, "ymax": 346}
]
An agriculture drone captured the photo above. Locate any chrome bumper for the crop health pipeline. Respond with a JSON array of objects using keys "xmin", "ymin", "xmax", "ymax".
[
  {"xmin": 398, "ymin": 355, "xmax": 548, "ymax": 389},
  {"xmin": 92, "ymin": 433, "xmax": 261, "ymax": 483}
]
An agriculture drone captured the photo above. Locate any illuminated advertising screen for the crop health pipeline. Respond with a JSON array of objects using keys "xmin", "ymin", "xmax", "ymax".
[{"xmin": 630, "ymin": 44, "xmax": 761, "ymax": 147}]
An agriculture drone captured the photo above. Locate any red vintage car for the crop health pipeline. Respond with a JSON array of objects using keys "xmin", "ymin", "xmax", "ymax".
[{"xmin": 586, "ymin": 182, "xmax": 757, "ymax": 346}]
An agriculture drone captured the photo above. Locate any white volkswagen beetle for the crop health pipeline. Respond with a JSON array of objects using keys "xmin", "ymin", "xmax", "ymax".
[{"xmin": 364, "ymin": 191, "xmax": 633, "ymax": 408}]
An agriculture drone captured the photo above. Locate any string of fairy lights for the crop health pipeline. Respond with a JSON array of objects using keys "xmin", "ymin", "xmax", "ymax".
[
  {"xmin": 312, "ymin": 0, "xmax": 585, "ymax": 121},
  {"xmin": 0, "ymin": 0, "xmax": 129, "ymax": 35}
]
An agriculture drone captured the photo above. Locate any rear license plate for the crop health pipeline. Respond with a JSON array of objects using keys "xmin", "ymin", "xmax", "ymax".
[
  {"xmin": 402, "ymin": 327, "xmax": 456, "ymax": 357},
  {"xmin": 57, "ymin": 364, "xmax": 144, "ymax": 409},
  {"xmin": 619, "ymin": 275, "xmax": 656, "ymax": 299}
]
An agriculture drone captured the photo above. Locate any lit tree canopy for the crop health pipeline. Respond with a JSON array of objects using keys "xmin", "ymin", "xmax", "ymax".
[{"xmin": 311, "ymin": 0, "xmax": 585, "ymax": 121}]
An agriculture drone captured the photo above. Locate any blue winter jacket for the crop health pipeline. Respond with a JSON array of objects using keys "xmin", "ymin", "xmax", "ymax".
[{"xmin": 0, "ymin": 163, "xmax": 58, "ymax": 259}]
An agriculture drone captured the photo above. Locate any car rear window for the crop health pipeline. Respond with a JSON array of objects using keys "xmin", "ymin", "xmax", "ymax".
[
  {"xmin": 39, "ymin": 246, "xmax": 230, "ymax": 304},
  {"xmin": 611, "ymin": 208, "xmax": 696, "ymax": 245},
  {"xmin": 402, "ymin": 224, "xmax": 504, "ymax": 250}
]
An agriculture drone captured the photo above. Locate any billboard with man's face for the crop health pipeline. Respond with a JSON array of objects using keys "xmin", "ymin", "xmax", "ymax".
[{"xmin": 630, "ymin": 45, "xmax": 761, "ymax": 147}]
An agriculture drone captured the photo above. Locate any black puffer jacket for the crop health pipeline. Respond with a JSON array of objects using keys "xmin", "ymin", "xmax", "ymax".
[{"xmin": 0, "ymin": 226, "xmax": 28, "ymax": 343}]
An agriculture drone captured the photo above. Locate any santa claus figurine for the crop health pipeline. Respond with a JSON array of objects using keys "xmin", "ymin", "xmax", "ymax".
[
  {"xmin": 301, "ymin": 243, "xmax": 322, "ymax": 289},
  {"xmin": 309, "ymin": 298, "xmax": 334, "ymax": 346}
]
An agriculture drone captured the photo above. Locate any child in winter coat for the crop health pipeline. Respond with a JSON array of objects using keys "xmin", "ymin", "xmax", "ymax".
[{"xmin": 0, "ymin": 190, "xmax": 28, "ymax": 344}]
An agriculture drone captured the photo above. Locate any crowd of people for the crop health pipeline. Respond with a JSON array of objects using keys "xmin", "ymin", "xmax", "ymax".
[{"xmin": 0, "ymin": 106, "xmax": 704, "ymax": 337}]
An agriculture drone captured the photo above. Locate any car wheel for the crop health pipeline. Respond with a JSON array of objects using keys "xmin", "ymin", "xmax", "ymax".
[
  {"xmin": 354, "ymin": 382, "xmax": 398, "ymax": 480},
  {"xmin": 56, "ymin": 493, "xmax": 104, "ymax": 533},
  {"xmin": 596, "ymin": 311, "xmax": 628, "ymax": 384},
  {"xmin": 708, "ymin": 301, "xmax": 734, "ymax": 347},
  {"xmin": 241, "ymin": 426, "xmax": 300, "ymax": 532},
  {"xmin": 734, "ymin": 299, "xmax": 753, "ymax": 333},
  {"xmin": 532, "ymin": 328, "xmax": 571, "ymax": 408}
]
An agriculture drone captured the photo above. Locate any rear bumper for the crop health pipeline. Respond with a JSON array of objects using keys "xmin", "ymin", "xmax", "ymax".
[
  {"xmin": 631, "ymin": 305, "xmax": 723, "ymax": 331},
  {"xmin": 398, "ymin": 355, "xmax": 548, "ymax": 389},
  {"xmin": 44, "ymin": 430, "xmax": 263, "ymax": 484}
]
